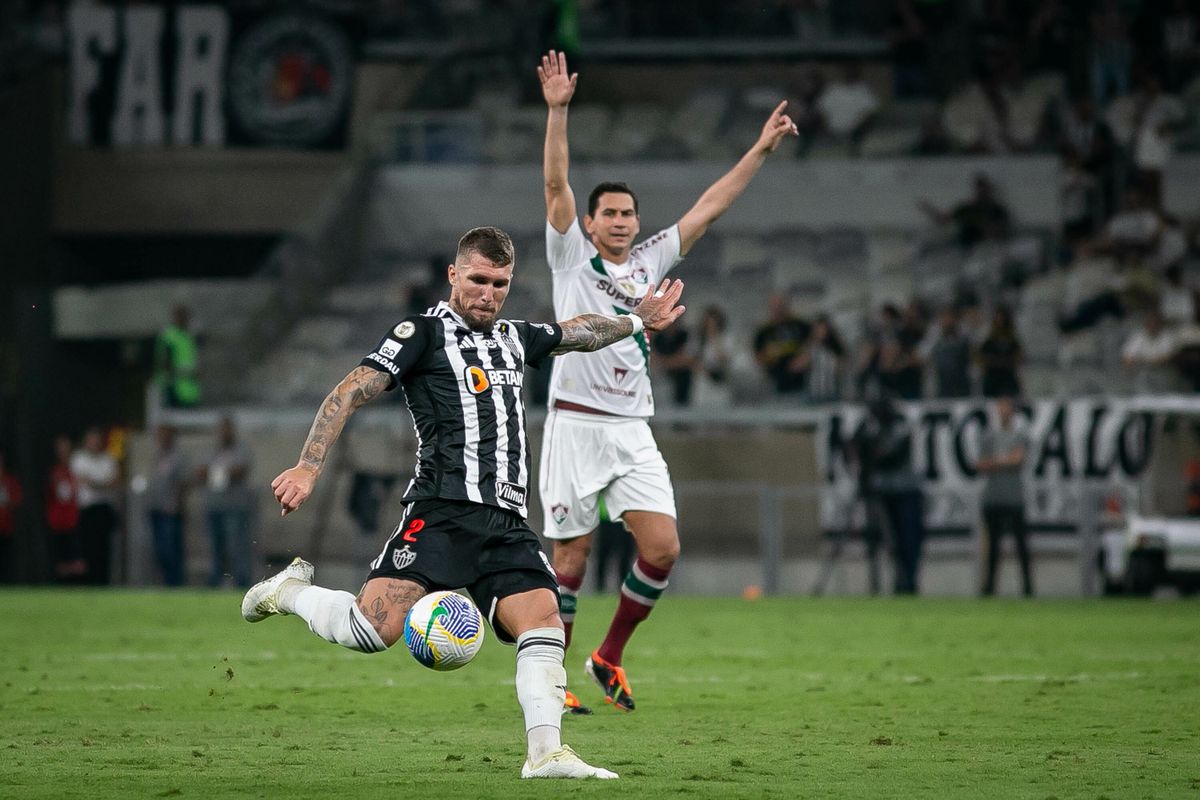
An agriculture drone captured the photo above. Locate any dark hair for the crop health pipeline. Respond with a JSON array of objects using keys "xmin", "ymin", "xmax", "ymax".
[
  {"xmin": 587, "ymin": 181, "xmax": 639, "ymax": 217},
  {"xmin": 456, "ymin": 226, "xmax": 514, "ymax": 267}
]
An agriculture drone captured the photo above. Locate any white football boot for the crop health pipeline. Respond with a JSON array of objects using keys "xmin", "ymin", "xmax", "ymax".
[
  {"xmin": 241, "ymin": 557, "xmax": 314, "ymax": 622},
  {"xmin": 521, "ymin": 746, "xmax": 618, "ymax": 779}
]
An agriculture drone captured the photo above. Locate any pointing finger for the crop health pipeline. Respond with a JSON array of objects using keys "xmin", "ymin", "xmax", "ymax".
[{"xmin": 772, "ymin": 99, "xmax": 788, "ymax": 118}]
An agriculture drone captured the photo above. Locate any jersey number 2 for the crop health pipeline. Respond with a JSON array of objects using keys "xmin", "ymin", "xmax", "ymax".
[{"xmin": 402, "ymin": 519, "xmax": 425, "ymax": 542}]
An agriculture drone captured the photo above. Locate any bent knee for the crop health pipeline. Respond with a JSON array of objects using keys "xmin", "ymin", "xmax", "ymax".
[{"xmin": 641, "ymin": 540, "xmax": 680, "ymax": 569}]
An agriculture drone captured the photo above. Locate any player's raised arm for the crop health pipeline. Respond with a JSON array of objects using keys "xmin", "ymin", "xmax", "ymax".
[
  {"xmin": 552, "ymin": 278, "xmax": 685, "ymax": 355},
  {"xmin": 676, "ymin": 100, "xmax": 798, "ymax": 255},
  {"xmin": 272, "ymin": 366, "xmax": 391, "ymax": 516},
  {"xmin": 539, "ymin": 49, "xmax": 579, "ymax": 234}
]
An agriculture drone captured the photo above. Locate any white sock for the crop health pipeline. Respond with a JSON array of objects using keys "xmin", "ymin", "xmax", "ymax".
[
  {"xmin": 290, "ymin": 585, "xmax": 386, "ymax": 653},
  {"xmin": 515, "ymin": 627, "xmax": 566, "ymax": 764}
]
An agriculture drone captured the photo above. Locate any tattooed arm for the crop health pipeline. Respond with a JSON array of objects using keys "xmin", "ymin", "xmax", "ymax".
[
  {"xmin": 551, "ymin": 278, "xmax": 686, "ymax": 355},
  {"xmin": 272, "ymin": 366, "xmax": 391, "ymax": 516}
]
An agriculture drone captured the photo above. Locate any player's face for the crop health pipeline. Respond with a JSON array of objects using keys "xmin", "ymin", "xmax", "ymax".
[
  {"xmin": 584, "ymin": 192, "xmax": 640, "ymax": 258},
  {"xmin": 448, "ymin": 252, "xmax": 513, "ymax": 332}
]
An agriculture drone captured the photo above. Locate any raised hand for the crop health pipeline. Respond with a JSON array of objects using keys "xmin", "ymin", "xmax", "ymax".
[
  {"xmin": 633, "ymin": 279, "xmax": 686, "ymax": 332},
  {"xmin": 538, "ymin": 49, "xmax": 578, "ymax": 108},
  {"xmin": 756, "ymin": 100, "xmax": 800, "ymax": 154}
]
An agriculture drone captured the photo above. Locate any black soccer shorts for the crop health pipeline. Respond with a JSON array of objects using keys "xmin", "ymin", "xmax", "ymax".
[{"xmin": 366, "ymin": 498, "xmax": 559, "ymax": 643}]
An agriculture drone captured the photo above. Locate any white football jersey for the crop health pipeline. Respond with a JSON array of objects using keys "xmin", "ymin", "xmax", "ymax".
[{"xmin": 545, "ymin": 219, "xmax": 682, "ymax": 416}]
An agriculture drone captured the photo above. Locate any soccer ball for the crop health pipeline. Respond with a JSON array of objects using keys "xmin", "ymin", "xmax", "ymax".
[{"xmin": 403, "ymin": 591, "xmax": 485, "ymax": 671}]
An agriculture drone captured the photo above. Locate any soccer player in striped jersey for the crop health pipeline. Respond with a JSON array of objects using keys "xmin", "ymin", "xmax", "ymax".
[
  {"xmin": 537, "ymin": 50, "xmax": 797, "ymax": 713},
  {"xmin": 242, "ymin": 226, "xmax": 685, "ymax": 779}
]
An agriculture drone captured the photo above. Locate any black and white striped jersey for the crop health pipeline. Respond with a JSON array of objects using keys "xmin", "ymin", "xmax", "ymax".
[{"xmin": 359, "ymin": 301, "xmax": 562, "ymax": 518}]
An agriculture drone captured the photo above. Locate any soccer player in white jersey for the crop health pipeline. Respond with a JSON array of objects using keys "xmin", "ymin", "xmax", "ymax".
[{"xmin": 537, "ymin": 50, "xmax": 797, "ymax": 712}]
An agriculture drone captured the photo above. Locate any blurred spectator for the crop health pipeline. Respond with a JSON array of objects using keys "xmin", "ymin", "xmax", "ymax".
[
  {"xmin": 977, "ymin": 396, "xmax": 1033, "ymax": 597},
  {"xmin": 1143, "ymin": 0, "xmax": 1200, "ymax": 92},
  {"xmin": 918, "ymin": 173, "xmax": 1012, "ymax": 249},
  {"xmin": 200, "ymin": 417, "xmax": 255, "ymax": 588},
  {"xmin": 1174, "ymin": 306, "xmax": 1200, "ymax": 391},
  {"xmin": 815, "ymin": 62, "xmax": 879, "ymax": 155},
  {"xmin": 1057, "ymin": 94, "xmax": 1116, "ymax": 221},
  {"xmin": 0, "ymin": 448, "xmax": 23, "ymax": 583},
  {"xmin": 652, "ymin": 322, "xmax": 694, "ymax": 407},
  {"xmin": 977, "ymin": 306, "xmax": 1023, "ymax": 398},
  {"xmin": 408, "ymin": 255, "xmax": 449, "ymax": 315},
  {"xmin": 791, "ymin": 68, "xmax": 826, "ymax": 158},
  {"xmin": 693, "ymin": 306, "xmax": 735, "ymax": 408},
  {"xmin": 47, "ymin": 434, "xmax": 85, "ymax": 583},
  {"xmin": 1060, "ymin": 153, "xmax": 1101, "ymax": 249},
  {"xmin": 1122, "ymin": 309, "xmax": 1178, "ymax": 391},
  {"xmin": 154, "ymin": 305, "xmax": 200, "ymax": 408},
  {"xmin": 1089, "ymin": 0, "xmax": 1132, "ymax": 105},
  {"xmin": 877, "ymin": 337, "xmax": 924, "ymax": 400},
  {"xmin": 72, "ymin": 427, "xmax": 119, "ymax": 585},
  {"xmin": 796, "ymin": 316, "xmax": 845, "ymax": 404},
  {"xmin": 1161, "ymin": 264, "xmax": 1197, "ymax": 326},
  {"xmin": 922, "ymin": 307, "xmax": 973, "ymax": 398},
  {"xmin": 754, "ymin": 293, "xmax": 810, "ymax": 395},
  {"xmin": 1025, "ymin": 0, "xmax": 1075, "ymax": 75},
  {"xmin": 886, "ymin": 0, "xmax": 955, "ymax": 98},
  {"xmin": 1129, "ymin": 73, "xmax": 1187, "ymax": 208},
  {"xmin": 146, "ymin": 425, "xmax": 189, "ymax": 587},
  {"xmin": 858, "ymin": 397, "xmax": 925, "ymax": 595},
  {"xmin": 855, "ymin": 304, "xmax": 902, "ymax": 399}
]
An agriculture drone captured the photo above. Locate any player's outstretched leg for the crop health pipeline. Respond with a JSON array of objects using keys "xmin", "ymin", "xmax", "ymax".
[
  {"xmin": 240, "ymin": 558, "xmax": 386, "ymax": 653},
  {"xmin": 552, "ymin": 535, "xmax": 593, "ymax": 715}
]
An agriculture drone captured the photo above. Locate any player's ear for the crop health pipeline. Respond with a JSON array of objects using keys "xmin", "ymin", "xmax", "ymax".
[{"xmin": 447, "ymin": 264, "xmax": 456, "ymax": 285}]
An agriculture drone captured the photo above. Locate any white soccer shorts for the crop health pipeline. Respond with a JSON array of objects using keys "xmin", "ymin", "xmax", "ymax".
[{"xmin": 538, "ymin": 409, "xmax": 677, "ymax": 540}]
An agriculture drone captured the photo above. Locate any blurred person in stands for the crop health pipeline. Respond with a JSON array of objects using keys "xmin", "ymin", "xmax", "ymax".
[
  {"xmin": 815, "ymin": 61, "xmax": 879, "ymax": 155},
  {"xmin": 858, "ymin": 397, "xmax": 925, "ymax": 595},
  {"xmin": 155, "ymin": 304, "xmax": 200, "ymax": 408},
  {"xmin": 1128, "ymin": 72, "xmax": 1187, "ymax": 207},
  {"xmin": 651, "ymin": 319, "xmax": 694, "ymax": 407},
  {"xmin": 795, "ymin": 315, "xmax": 844, "ymax": 404},
  {"xmin": 146, "ymin": 424, "xmax": 190, "ymax": 586},
  {"xmin": 977, "ymin": 306, "xmax": 1023, "ymax": 398},
  {"xmin": 855, "ymin": 304, "xmax": 901, "ymax": 400},
  {"xmin": 1089, "ymin": 0, "xmax": 1132, "ymax": 105},
  {"xmin": 754, "ymin": 293, "xmax": 811, "ymax": 395},
  {"xmin": 47, "ymin": 434, "xmax": 85, "ymax": 582},
  {"xmin": 1160, "ymin": 264, "xmax": 1197, "ymax": 327},
  {"xmin": 1186, "ymin": 456, "xmax": 1200, "ymax": 517},
  {"xmin": 408, "ymin": 254, "xmax": 451, "ymax": 315},
  {"xmin": 977, "ymin": 396, "xmax": 1033, "ymax": 597},
  {"xmin": 1146, "ymin": 0, "xmax": 1200, "ymax": 92},
  {"xmin": 0, "ymin": 447, "xmax": 24, "ymax": 583},
  {"xmin": 692, "ymin": 306, "xmax": 735, "ymax": 408},
  {"xmin": 538, "ymin": 48, "xmax": 796, "ymax": 714},
  {"xmin": 918, "ymin": 173, "xmax": 1012, "ymax": 249},
  {"xmin": 1057, "ymin": 94, "xmax": 1117, "ymax": 221},
  {"xmin": 72, "ymin": 427, "xmax": 119, "ymax": 585},
  {"xmin": 791, "ymin": 67, "xmax": 826, "ymax": 159},
  {"xmin": 1122, "ymin": 308, "xmax": 1178, "ymax": 392},
  {"xmin": 200, "ymin": 416, "xmax": 255, "ymax": 588},
  {"xmin": 922, "ymin": 307, "xmax": 973, "ymax": 399}
]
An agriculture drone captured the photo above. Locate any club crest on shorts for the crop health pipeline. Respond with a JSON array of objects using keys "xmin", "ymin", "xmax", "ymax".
[
  {"xmin": 393, "ymin": 545, "xmax": 417, "ymax": 570},
  {"xmin": 551, "ymin": 504, "xmax": 569, "ymax": 525}
]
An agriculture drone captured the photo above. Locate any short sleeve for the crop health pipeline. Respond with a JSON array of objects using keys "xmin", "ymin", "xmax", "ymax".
[
  {"xmin": 513, "ymin": 320, "xmax": 563, "ymax": 368},
  {"xmin": 545, "ymin": 218, "xmax": 593, "ymax": 274},
  {"xmin": 629, "ymin": 225, "xmax": 682, "ymax": 283},
  {"xmin": 359, "ymin": 316, "xmax": 434, "ymax": 389}
]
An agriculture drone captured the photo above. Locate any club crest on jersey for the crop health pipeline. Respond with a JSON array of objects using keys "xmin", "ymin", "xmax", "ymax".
[
  {"xmin": 393, "ymin": 321, "xmax": 416, "ymax": 339},
  {"xmin": 630, "ymin": 266, "xmax": 649, "ymax": 284},
  {"xmin": 551, "ymin": 504, "xmax": 569, "ymax": 525},
  {"xmin": 392, "ymin": 545, "xmax": 417, "ymax": 570}
]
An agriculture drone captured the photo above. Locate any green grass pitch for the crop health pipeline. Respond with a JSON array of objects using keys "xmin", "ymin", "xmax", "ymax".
[{"xmin": 1, "ymin": 590, "xmax": 1198, "ymax": 799}]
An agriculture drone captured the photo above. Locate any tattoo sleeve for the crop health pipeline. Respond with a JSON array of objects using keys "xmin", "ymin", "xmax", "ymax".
[
  {"xmin": 298, "ymin": 366, "xmax": 391, "ymax": 472},
  {"xmin": 550, "ymin": 313, "xmax": 635, "ymax": 355}
]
